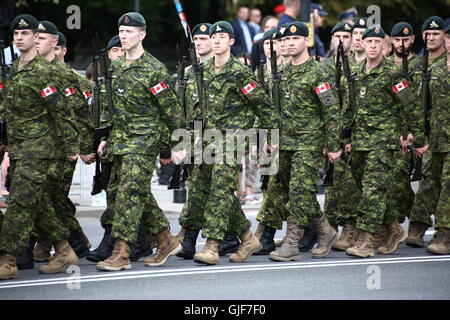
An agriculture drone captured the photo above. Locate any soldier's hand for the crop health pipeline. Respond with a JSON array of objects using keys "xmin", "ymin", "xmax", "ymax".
[
  {"xmin": 400, "ymin": 136, "xmax": 409, "ymax": 155},
  {"xmin": 171, "ymin": 149, "xmax": 187, "ymax": 165},
  {"xmin": 98, "ymin": 141, "xmax": 108, "ymax": 159},
  {"xmin": 160, "ymin": 158, "xmax": 171, "ymax": 166},
  {"xmin": 266, "ymin": 144, "xmax": 279, "ymax": 153},
  {"xmin": 415, "ymin": 144, "xmax": 429, "ymax": 157},
  {"xmin": 68, "ymin": 154, "xmax": 79, "ymax": 161},
  {"xmin": 327, "ymin": 150, "xmax": 342, "ymax": 163},
  {"xmin": 81, "ymin": 153, "xmax": 96, "ymax": 164},
  {"xmin": 345, "ymin": 144, "xmax": 351, "ymax": 153}
]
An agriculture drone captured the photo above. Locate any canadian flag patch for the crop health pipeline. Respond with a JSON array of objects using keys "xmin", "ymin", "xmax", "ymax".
[
  {"xmin": 65, "ymin": 87, "xmax": 75, "ymax": 97},
  {"xmin": 392, "ymin": 81, "xmax": 409, "ymax": 93},
  {"xmin": 0, "ymin": 82, "xmax": 3, "ymax": 91},
  {"xmin": 241, "ymin": 82, "xmax": 257, "ymax": 95},
  {"xmin": 315, "ymin": 82, "xmax": 331, "ymax": 95},
  {"xmin": 151, "ymin": 82, "xmax": 167, "ymax": 95},
  {"xmin": 83, "ymin": 91, "xmax": 91, "ymax": 99},
  {"xmin": 41, "ymin": 86, "xmax": 56, "ymax": 98}
]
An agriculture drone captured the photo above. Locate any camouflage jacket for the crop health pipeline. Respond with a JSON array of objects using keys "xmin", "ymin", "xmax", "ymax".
[
  {"xmin": 109, "ymin": 51, "xmax": 184, "ymax": 156},
  {"xmin": 278, "ymin": 57, "xmax": 341, "ymax": 152},
  {"xmin": 1, "ymin": 53, "xmax": 79, "ymax": 160}
]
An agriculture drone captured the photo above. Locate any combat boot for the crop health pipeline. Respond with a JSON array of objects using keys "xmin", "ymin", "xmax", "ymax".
[
  {"xmin": 96, "ymin": 239, "xmax": 132, "ymax": 271},
  {"xmin": 346, "ymin": 231, "xmax": 375, "ymax": 258},
  {"xmin": 378, "ymin": 221, "xmax": 408, "ymax": 254},
  {"xmin": 144, "ymin": 229, "xmax": 181, "ymax": 267},
  {"xmin": 299, "ymin": 223, "xmax": 318, "ymax": 252},
  {"xmin": 68, "ymin": 230, "xmax": 91, "ymax": 259},
  {"xmin": 219, "ymin": 234, "xmax": 240, "ymax": 256},
  {"xmin": 373, "ymin": 225, "xmax": 388, "ymax": 248},
  {"xmin": 229, "ymin": 230, "xmax": 262, "ymax": 263},
  {"xmin": 176, "ymin": 228, "xmax": 200, "ymax": 260},
  {"xmin": 312, "ymin": 216, "xmax": 338, "ymax": 258},
  {"xmin": 130, "ymin": 225, "xmax": 153, "ymax": 262},
  {"xmin": 333, "ymin": 224, "xmax": 356, "ymax": 251},
  {"xmin": 269, "ymin": 222, "xmax": 304, "ymax": 262},
  {"xmin": 86, "ymin": 225, "xmax": 114, "ymax": 262},
  {"xmin": 253, "ymin": 223, "xmax": 276, "ymax": 255},
  {"xmin": 17, "ymin": 237, "xmax": 35, "ymax": 270},
  {"xmin": 406, "ymin": 222, "xmax": 429, "ymax": 248},
  {"xmin": 33, "ymin": 240, "xmax": 52, "ymax": 262},
  {"xmin": 426, "ymin": 228, "xmax": 450, "ymax": 255},
  {"xmin": 193, "ymin": 239, "xmax": 220, "ymax": 265},
  {"xmin": 0, "ymin": 254, "xmax": 19, "ymax": 280},
  {"xmin": 39, "ymin": 240, "xmax": 79, "ymax": 274},
  {"xmin": 175, "ymin": 227, "xmax": 187, "ymax": 244}
]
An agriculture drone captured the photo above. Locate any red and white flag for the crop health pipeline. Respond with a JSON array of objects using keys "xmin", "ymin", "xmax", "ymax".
[
  {"xmin": 315, "ymin": 82, "xmax": 331, "ymax": 95},
  {"xmin": 151, "ymin": 82, "xmax": 167, "ymax": 95},
  {"xmin": 41, "ymin": 86, "xmax": 56, "ymax": 98},
  {"xmin": 65, "ymin": 87, "xmax": 75, "ymax": 97},
  {"xmin": 0, "ymin": 82, "xmax": 3, "ymax": 91},
  {"xmin": 241, "ymin": 82, "xmax": 257, "ymax": 95},
  {"xmin": 83, "ymin": 91, "xmax": 91, "ymax": 99},
  {"xmin": 392, "ymin": 81, "xmax": 409, "ymax": 93}
]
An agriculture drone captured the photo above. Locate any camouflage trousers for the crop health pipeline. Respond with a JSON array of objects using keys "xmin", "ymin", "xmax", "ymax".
[
  {"xmin": 99, "ymin": 158, "xmax": 115, "ymax": 227},
  {"xmin": 257, "ymin": 150, "xmax": 323, "ymax": 229},
  {"xmin": 0, "ymin": 159, "xmax": 69, "ymax": 256},
  {"xmin": 108, "ymin": 154, "xmax": 169, "ymax": 244},
  {"xmin": 350, "ymin": 150, "xmax": 396, "ymax": 234},
  {"xmin": 178, "ymin": 163, "xmax": 205, "ymax": 231},
  {"xmin": 410, "ymin": 151, "xmax": 450, "ymax": 229}
]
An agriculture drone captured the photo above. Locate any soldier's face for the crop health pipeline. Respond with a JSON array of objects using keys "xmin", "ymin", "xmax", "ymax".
[
  {"xmin": 392, "ymin": 36, "xmax": 414, "ymax": 55},
  {"xmin": 332, "ymin": 32, "xmax": 352, "ymax": 53},
  {"xmin": 108, "ymin": 47, "xmax": 124, "ymax": 61},
  {"xmin": 363, "ymin": 37, "xmax": 384, "ymax": 59},
  {"xmin": 119, "ymin": 26, "xmax": 146, "ymax": 51},
  {"xmin": 193, "ymin": 34, "xmax": 212, "ymax": 57},
  {"xmin": 285, "ymin": 36, "xmax": 308, "ymax": 57},
  {"xmin": 445, "ymin": 34, "xmax": 450, "ymax": 54},
  {"xmin": 211, "ymin": 33, "xmax": 234, "ymax": 56},
  {"xmin": 352, "ymin": 28, "xmax": 365, "ymax": 52},
  {"xmin": 263, "ymin": 39, "xmax": 277, "ymax": 59},
  {"xmin": 55, "ymin": 46, "xmax": 67, "ymax": 60},
  {"xmin": 423, "ymin": 30, "xmax": 445, "ymax": 51},
  {"xmin": 34, "ymin": 32, "xmax": 58, "ymax": 56},
  {"xmin": 278, "ymin": 38, "xmax": 289, "ymax": 57},
  {"xmin": 13, "ymin": 29, "xmax": 36, "ymax": 52}
]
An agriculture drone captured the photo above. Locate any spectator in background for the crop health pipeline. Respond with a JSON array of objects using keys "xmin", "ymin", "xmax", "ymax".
[
  {"xmin": 338, "ymin": 7, "xmax": 359, "ymax": 25},
  {"xmin": 254, "ymin": 15, "xmax": 279, "ymax": 42},
  {"xmin": 383, "ymin": 35, "xmax": 393, "ymax": 57},
  {"xmin": 251, "ymin": 15, "xmax": 279, "ymax": 71},
  {"xmin": 231, "ymin": 6, "xmax": 256, "ymax": 56},
  {"xmin": 278, "ymin": 0, "xmax": 300, "ymax": 26},
  {"xmin": 309, "ymin": 3, "xmax": 328, "ymax": 60},
  {"xmin": 249, "ymin": 8, "xmax": 263, "ymax": 35},
  {"xmin": 273, "ymin": 4, "xmax": 285, "ymax": 20}
]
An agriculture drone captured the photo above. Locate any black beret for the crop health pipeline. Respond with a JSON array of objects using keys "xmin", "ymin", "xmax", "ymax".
[
  {"xmin": 283, "ymin": 22, "xmax": 309, "ymax": 37},
  {"xmin": 209, "ymin": 21, "xmax": 234, "ymax": 36},
  {"xmin": 352, "ymin": 17, "xmax": 368, "ymax": 30},
  {"xmin": 118, "ymin": 12, "xmax": 146, "ymax": 27},
  {"xmin": 390, "ymin": 22, "xmax": 414, "ymax": 37},
  {"xmin": 192, "ymin": 23, "xmax": 212, "ymax": 36},
  {"xmin": 362, "ymin": 25, "xmax": 386, "ymax": 39},
  {"xmin": 262, "ymin": 28, "xmax": 277, "ymax": 41},
  {"xmin": 275, "ymin": 24, "xmax": 289, "ymax": 39},
  {"xmin": 445, "ymin": 24, "xmax": 450, "ymax": 34},
  {"xmin": 57, "ymin": 31, "xmax": 67, "ymax": 46},
  {"xmin": 10, "ymin": 14, "xmax": 39, "ymax": 31},
  {"xmin": 107, "ymin": 35, "xmax": 122, "ymax": 50},
  {"xmin": 421, "ymin": 16, "xmax": 444, "ymax": 31},
  {"xmin": 331, "ymin": 22, "xmax": 353, "ymax": 35},
  {"xmin": 37, "ymin": 21, "xmax": 58, "ymax": 35}
]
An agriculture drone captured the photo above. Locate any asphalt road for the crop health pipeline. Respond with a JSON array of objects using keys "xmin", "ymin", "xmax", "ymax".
[{"xmin": 1, "ymin": 211, "xmax": 449, "ymax": 301}]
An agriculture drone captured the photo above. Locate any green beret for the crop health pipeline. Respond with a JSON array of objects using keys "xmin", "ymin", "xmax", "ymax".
[
  {"xmin": 352, "ymin": 17, "xmax": 368, "ymax": 30},
  {"xmin": 37, "ymin": 21, "xmax": 58, "ymax": 35},
  {"xmin": 209, "ymin": 21, "xmax": 234, "ymax": 36},
  {"xmin": 10, "ymin": 14, "xmax": 39, "ymax": 31},
  {"xmin": 421, "ymin": 16, "xmax": 444, "ymax": 31},
  {"xmin": 445, "ymin": 24, "xmax": 450, "ymax": 34},
  {"xmin": 118, "ymin": 12, "xmax": 146, "ymax": 28},
  {"xmin": 262, "ymin": 28, "xmax": 277, "ymax": 41},
  {"xmin": 192, "ymin": 23, "xmax": 212, "ymax": 36},
  {"xmin": 275, "ymin": 24, "xmax": 289, "ymax": 39},
  {"xmin": 107, "ymin": 35, "xmax": 122, "ymax": 50},
  {"xmin": 390, "ymin": 22, "xmax": 414, "ymax": 37},
  {"xmin": 331, "ymin": 22, "xmax": 353, "ymax": 35},
  {"xmin": 57, "ymin": 31, "xmax": 67, "ymax": 46},
  {"xmin": 362, "ymin": 25, "xmax": 386, "ymax": 39},
  {"xmin": 283, "ymin": 22, "xmax": 309, "ymax": 37}
]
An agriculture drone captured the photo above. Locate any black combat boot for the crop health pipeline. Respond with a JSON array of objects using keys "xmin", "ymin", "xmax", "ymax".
[
  {"xmin": 299, "ymin": 223, "xmax": 318, "ymax": 252},
  {"xmin": 69, "ymin": 230, "xmax": 91, "ymax": 259},
  {"xmin": 218, "ymin": 234, "xmax": 240, "ymax": 256},
  {"xmin": 176, "ymin": 228, "xmax": 200, "ymax": 260},
  {"xmin": 130, "ymin": 225, "xmax": 153, "ymax": 262},
  {"xmin": 253, "ymin": 224, "xmax": 276, "ymax": 255},
  {"xmin": 86, "ymin": 225, "xmax": 114, "ymax": 262},
  {"xmin": 17, "ymin": 237, "xmax": 35, "ymax": 270}
]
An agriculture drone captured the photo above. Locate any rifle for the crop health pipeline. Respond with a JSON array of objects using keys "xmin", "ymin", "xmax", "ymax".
[
  {"xmin": 401, "ymin": 40, "xmax": 409, "ymax": 78},
  {"xmin": 255, "ymin": 43, "xmax": 268, "ymax": 94},
  {"xmin": 0, "ymin": 40, "xmax": 8, "ymax": 145},
  {"xmin": 422, "ymin": 34, "xmax": 431, "ymax": 139}
]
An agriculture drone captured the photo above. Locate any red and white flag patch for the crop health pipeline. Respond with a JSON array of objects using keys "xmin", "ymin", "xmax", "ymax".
[
  {"xmin": 151, "ymin": 82, "xmax": 167, "ymax": 95},
  {"xmin": 65, "ymin": 87, "xmax": 75, "ymax": 97},
  {"xmin": 83, "ymin": 91, "xmax": 91, "ymax": 99},
  {"xmin": 41, "ymin": 86, "xmax": 56, "ymax": 98},
  {"xmin": 0, "ymin": 82, "xmax": 3, "ymax": 91},
  {"xmin": 241, "ymin": 82, "xmax": 257, "ymax": 95},
  {"xmin": 315, "ymin": 82, "xmax": 331, "ymax": 95},
  {"xmin": 392, "ymin": 81, "xmax": 409, "ymax": 93}
]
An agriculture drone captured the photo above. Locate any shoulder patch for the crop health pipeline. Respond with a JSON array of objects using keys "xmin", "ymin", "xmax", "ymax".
[
  {"xmin": 151, "ymin": 82, "xmax": 167, "ymax": 95},
  {"xmin": 241, "ymin": 82, "xmax": 257, "ymax": 95},
  {"xmin": 41, "ymin": 86, "xmax": 56, "ymax": 98}
]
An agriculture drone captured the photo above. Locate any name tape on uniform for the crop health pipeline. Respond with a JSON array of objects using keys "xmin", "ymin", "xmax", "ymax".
[
  {"xmin": 241, "ymin": 82, "xmax": 257, "ymax": 95},
  {"xmin": 151, "ymin": 82, "xmax": 167, "ymax": 95},
  {"xmin": 41, "ymin": 86, "xmax": 56, "ymax": 98}
]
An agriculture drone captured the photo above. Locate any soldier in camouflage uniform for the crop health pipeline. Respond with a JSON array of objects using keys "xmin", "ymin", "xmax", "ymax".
[
  {"xmin": 189, "ymin": 21, "xmax": 280, "ymax": 266},
  {"xmin": 406, "ymin": 16, "xmax": 448, "ymax": 247},
  {"xmin": 96, "ymin": 12, "xmax": 184, "ymax": 271},
  {"xmin": 0, "ymin": 14, "xmax": 80, "ymax": 280},
  {"xmin": 350, "ymin": 18, "xmax": 368, "ymax": 65}
]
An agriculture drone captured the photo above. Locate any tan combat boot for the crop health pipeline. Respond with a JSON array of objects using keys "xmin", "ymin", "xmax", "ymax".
[
  {"xmin": 373, "ymin": 225, "xmax": 388, "ymax": 248},
  {"xmin": 0, "ymin": 254, "xmax": 19, "ymax": 280},
  {"xmin": 175, "ymin": 227, "xmax": 187, "ymax": 244},
  {"xmin": 39, "ymin": 240, "xmax": 79, "ymax": 274},
  {"xmin": 426, "ymin": 228, "xmax": 450, "ymax": 255},
  {"xmin": 33, "ymin": 241, "xmax": 52, "ymax": 262},
  {"xmin": 144, "ymin": 229, "xmax": 181, "ymax": 267},
  {"xmin": 274, "ymin": 239, "xmax": 284, "ymax": 247},
  {"xmin": 193, "ymin": 239, "xmax": 221, "ymax": 265},
  {"xmin": 346, "ymin": 231, "xmax": 375, "ymax": 258},
  {"xmin": 269, "ymin": 222, "xmax": 304, "ymax": 262},
  {"xmin": 378, "ymin": 221, "xmax": 408, "ymax": 254},
  {"xmin": 333, "ymin": 224, "xmax": 356, "ymax": 251},
  {"xmin": 406, "ymin": 222, "xmax": 429, "ymax": 248},
  {"xmin": 312, "ymin": 216, "xmax": 338, "ymax": 258},
  {"xmin": 96, "ymin": 239, "xmax": 132, "ymax": 271},
  {"xmin": 229, "ymin": 230, "xmax": 262, "ymax": 263}
]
